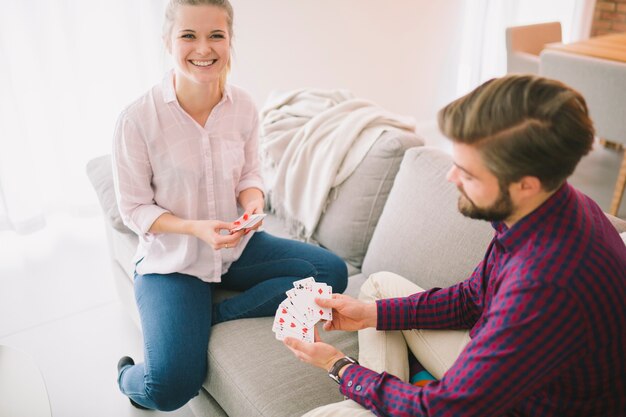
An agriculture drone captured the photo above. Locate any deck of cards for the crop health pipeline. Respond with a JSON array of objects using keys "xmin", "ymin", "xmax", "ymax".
[
  {"xmin": 231, "ymin": 213, "xmax": 266, "ymax": 232},
  {"xmin": 272, "ymin": 277, "xmax": 332, "ymax": 343}
]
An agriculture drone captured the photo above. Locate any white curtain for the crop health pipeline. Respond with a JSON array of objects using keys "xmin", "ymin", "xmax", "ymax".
[
  {"xmin": 0, "ymin": 0, "xmax": 593, "ymax": 234},
  {"xmin": 0, "ymin": 0, "xmax": 169, "ymax": 234},
  {"xmin": 455, "ymin": 0, "xmax": 595, "ymax": 96}
]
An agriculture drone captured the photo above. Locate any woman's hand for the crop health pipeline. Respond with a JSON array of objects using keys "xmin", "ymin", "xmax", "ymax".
[
  {"xmin": 192, "ymin": 219, "xmax": 245, "ymax": 250},
  {"xmin": 316, "ymin": 294, "xmax": 378, "ymax": 332},
  {"xmin": 238, "ymin": 188, "xmax": 265, "ymax": 234}
]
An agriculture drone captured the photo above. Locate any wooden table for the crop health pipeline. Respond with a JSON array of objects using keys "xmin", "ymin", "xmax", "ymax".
[
  {"xmin": 545, "ymin": 32, "xmax": 626, "ymax": 63},
  {"xmin": 545, "ymin": 32, "xmax": 626, "ymax": 216}
]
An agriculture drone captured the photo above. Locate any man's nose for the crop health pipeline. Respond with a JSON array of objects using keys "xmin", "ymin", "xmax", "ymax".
[{"xmin": 446, "ymin": 166, "xmax": 459, "ymax": 184}]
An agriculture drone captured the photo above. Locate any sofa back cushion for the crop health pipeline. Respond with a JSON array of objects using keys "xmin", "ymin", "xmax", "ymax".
[
  {"xmin": 86, "ymin": 155, "xmax": 132, "ymax": 234},
  {"xmin": 313, "ymin": 130, "xmax": 423, "ymax": 268},
  {"xmin": 362, "ymin": 147, "xmax": 494, "ymax": 289}
]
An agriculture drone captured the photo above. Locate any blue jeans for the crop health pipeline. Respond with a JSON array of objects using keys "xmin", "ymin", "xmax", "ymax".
[{"xmin": 117, "ymin": 231, "xmax": 347, "ymax": 411}]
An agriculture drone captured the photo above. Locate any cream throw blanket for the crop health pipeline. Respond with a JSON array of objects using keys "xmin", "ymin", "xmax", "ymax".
[{"xmin": 260, "ymin": 89, "xmax": 416, "ymax": 239}]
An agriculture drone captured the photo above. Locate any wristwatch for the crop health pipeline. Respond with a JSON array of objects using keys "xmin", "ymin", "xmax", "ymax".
[{"xmin": 328, "ymin": 356, "xmax": 359, "ymax": 384}]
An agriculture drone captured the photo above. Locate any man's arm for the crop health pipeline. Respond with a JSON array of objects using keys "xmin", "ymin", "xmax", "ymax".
[
  {"xmin": 340, "ymin": 282, "xmax": 586, "ymax": 416},
  {"xmin": 377, "ymin": 260, "xmax": 487, "ymax": 332}
]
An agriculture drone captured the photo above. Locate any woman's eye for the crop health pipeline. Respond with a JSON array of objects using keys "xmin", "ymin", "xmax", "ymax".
[
  {"xmin": 181, "ymin": 34, "xmax": 195, "ymax": 39},
  {"xmin": 211, "ymin": 33, "xmax": 225, "ymax": 39}
]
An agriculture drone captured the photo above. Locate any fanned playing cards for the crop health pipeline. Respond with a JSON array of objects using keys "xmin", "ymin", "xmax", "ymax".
[{"xmin": 272, "ymin": 277, "xmax": 332, "ymax": 343}]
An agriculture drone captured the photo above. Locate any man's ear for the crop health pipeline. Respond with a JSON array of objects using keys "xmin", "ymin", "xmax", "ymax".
[{"xmin": 515, "ymin": 176, "xmax": 543, "ymax": 197}]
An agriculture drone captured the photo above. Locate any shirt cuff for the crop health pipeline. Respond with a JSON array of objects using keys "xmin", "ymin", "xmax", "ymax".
[
  {"xmin": 339, "ymin": 365, "xmax": 378, "ymax": 405},
  {"xmin": 376, "ymin": 297, "xmax": 409, "ymax": 330},
  {"xmin": 130, "ymin": 205, "xmax": 169, "ymax": 236},
  {"xmin": 235, "ymin": 179, "xmax": 265, "ymax": 198}
]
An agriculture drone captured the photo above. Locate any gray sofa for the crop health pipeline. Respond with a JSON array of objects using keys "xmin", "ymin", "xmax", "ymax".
[{"xmin": 87, "ymin": 142, "xmax": 626, "ymax": 416}]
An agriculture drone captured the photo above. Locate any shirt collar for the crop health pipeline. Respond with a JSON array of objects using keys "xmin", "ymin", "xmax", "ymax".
[
  {"xmin": 162, "ymin": 69, "xmax": 233, "ymax": 104},
  {"xmin": 492, "ymin": 182, "xmax": 573, "ymax": 252}
]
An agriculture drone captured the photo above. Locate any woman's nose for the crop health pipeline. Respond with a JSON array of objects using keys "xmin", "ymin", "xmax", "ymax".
[{"xmin": 196, "ymin": 39, "xmax": 212, "ymax": 55}]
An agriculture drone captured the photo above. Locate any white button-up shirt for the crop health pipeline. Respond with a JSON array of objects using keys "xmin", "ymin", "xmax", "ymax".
[{"xmin": 112, "ymin": 71, "xmax": 265, "ymax": 282}]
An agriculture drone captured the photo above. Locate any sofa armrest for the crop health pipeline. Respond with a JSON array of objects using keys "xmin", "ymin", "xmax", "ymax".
[{"xmin": 86, "ymin": 155, "xmax": 133, "ymax": 235}]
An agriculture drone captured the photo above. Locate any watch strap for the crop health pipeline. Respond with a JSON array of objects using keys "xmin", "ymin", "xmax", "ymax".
[{"xmin": 328, "ymin": 356, "xmax": 358, "ymax": 384}]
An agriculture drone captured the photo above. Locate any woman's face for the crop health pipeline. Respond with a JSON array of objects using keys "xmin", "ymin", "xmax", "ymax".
[{"xmin": 167, "ymin": 4, "xmax": 230, "ymax": 89}]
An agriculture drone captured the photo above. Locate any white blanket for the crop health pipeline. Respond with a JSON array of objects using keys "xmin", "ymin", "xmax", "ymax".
[{"xmin": 260, "ymin": 89, "xmax": 416, "ymax": 239}]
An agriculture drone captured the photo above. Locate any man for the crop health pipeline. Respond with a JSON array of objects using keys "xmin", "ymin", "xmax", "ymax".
[{"xmin": 284, "ymin": 75, "xmax": 626, "ymax": 416}]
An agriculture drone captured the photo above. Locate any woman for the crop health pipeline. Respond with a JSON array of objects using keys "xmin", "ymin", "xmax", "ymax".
[{"xmin": 113, "ymin": 0, "xmax": 347, "ymax": 411}]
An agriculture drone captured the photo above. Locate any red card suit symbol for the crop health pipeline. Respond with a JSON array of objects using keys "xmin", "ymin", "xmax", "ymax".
[
  {"xmin": 279, "ymin": 318, "xmax": 285, "ymax": 324},
  {"xmin": 282, "ymin": 308, "xmax": 287, "ymax": 313},
  {"xmin": 243, "ymin": 214, "xmax": 249, "ymax": 220},
  {"xmin": 318, "ymin": 288, "xmax": 323, "ymax": 294},
  {"xmin": 290, "ymin": 322, "xmax": 296, "ymax": 328},
  {"xmin": 302, "ymin": 328, "xmax": 308, "ymax": 333},
  {"xmin": 319, "ymin": 309, "xmax": 324, "ymax": 316}
]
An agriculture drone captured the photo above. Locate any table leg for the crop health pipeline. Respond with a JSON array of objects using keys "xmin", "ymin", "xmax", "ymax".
[{"xmin": 609, "ymin": 150, "xmax": 626, "ymax": 216}]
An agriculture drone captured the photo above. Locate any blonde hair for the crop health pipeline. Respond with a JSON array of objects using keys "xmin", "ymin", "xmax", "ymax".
[
  {"xmin": 163, "ymin": 0, "xmax": 234, "ymax": 90},
  {"xmin": 438, "ymin": 75, "xmax": 594, "ymax": 191}
]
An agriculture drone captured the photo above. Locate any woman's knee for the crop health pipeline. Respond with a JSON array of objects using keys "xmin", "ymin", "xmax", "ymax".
[
  {"xmin": 145, "ymin": 369, "xmax": 204, "ymax": 411},
  {"xmin": 321, "ymin": 251, "xmax": 348, "ymax": 293}
]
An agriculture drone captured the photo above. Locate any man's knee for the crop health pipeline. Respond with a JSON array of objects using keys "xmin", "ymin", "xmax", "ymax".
[{"xmin": 359, "ymin": 271, "xmax": 423, "ymax": 301}]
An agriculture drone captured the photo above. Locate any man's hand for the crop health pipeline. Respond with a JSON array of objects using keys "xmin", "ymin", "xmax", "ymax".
[
  {"xmin": 283, "ymin": 327, "xmax": 345, "ymax": 372},
  {"xmin": 316, "ymin": 294, "xmax": 378, "ymax": 332}
]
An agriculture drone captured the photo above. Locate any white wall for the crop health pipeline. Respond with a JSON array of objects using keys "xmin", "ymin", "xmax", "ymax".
[{"xmin": 227, "ymin": 0, "xmax": 465, "ymax": 121}]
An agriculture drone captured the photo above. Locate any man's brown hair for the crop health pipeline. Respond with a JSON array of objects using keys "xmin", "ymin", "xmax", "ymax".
[{"xmin": 438, "ymin": 75, "xmax": 595, "ymax": 191}]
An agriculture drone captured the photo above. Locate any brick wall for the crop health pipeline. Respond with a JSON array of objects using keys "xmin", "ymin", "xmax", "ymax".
[{"xmin": 592, "ymin": 1, "xmax": 626, "ymax": 36}]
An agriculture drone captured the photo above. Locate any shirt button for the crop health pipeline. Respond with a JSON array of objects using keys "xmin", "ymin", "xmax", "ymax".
[
  {"xmin": 355, "ymin": 385, "xmax": 362, "ymax": 392},
  {"xmin": 347, "ymin": 381, "xmax": 353, "ymax": 387}
]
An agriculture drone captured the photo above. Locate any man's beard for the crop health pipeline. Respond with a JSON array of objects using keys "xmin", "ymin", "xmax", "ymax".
[{"xmin": 457, "ymin": 185, "xmax": 514, "ymax": 222}]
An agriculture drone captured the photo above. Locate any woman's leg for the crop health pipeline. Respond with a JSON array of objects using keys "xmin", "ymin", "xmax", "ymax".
[
  {"xmin": 213, "ymin": 231, "xmax": 348, "ymax": 324},
  {"xmin": 117, "ymin": 272, "xmax": 213, "ymax": 411}
]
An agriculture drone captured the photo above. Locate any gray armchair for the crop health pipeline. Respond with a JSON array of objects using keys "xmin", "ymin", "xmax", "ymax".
[{"xmin": 540, "ymin": 49, "xmax": 626, "ymax": 215}]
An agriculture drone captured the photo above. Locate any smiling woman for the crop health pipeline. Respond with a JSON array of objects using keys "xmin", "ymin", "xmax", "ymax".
[{"xmin": 111, "ymin": 0, "xmax": 348, "ymax": 411}]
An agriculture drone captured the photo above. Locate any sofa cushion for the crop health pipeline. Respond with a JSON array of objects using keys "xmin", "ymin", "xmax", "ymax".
[
  {"xmin": 205, "ymin": 317, "xmax": 357, "ymax": 417},
  {"xmin": 86, "ymin": 155, "xmax": 131, "ymax": 234},
  {"xmin": 606, "ymin": 213, "xmax": 626, "ymax": 233},
  {"xmin": 313, "ymin": 130, "xmax": 423, "ymax": 268},
  {"xmin": 362, "ymin": 147, "xmax": 494, "ymax": 289}
]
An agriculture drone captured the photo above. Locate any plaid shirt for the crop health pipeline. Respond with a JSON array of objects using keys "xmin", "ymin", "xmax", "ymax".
[{"xmin": 341, "ymin": 183, "xmax": 626, "ymax": 416}]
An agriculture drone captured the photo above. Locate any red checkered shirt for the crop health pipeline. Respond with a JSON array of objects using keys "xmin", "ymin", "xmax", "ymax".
[{"xmin": 341, "ymin": 183, "xmax": 626, "ymax": 416}]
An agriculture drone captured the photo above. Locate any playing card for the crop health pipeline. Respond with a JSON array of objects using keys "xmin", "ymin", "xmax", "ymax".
[
  {"xmin": 231, "ymin": 213, "xmax": 267, "ymax": 232},
  {"xmin": 272, "ymin": 300, "xmax": 306, "ymax": 332},
  {"xmin": 285, "ymin": 288, "xmax": 316, "ymax": 323},
  {"xmin": 292, "ymin": 277, "xmax": 315, "ymax": 291},
  {"xmin": 272, "ymin": 277, "xmax": 333, "ymax": 344},
  {"xmin": 311, "ymin": 282, "xmax": 332, "ymax": 321},
  {"xmin": 275, "ymin": 325, "xmax": 313, "ymax": 343}
]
